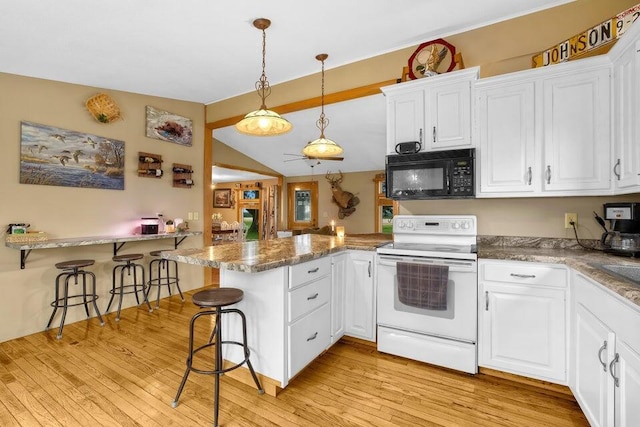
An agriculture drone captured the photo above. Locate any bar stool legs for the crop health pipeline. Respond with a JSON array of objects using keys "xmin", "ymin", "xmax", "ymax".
[
  {"xmin": 46, "ymin": 259, "xmax": 104, "ymax": 339},
  {"xmin": 147, "ymin": 250, "xmax": 184, "ymax": 309},
  {"xmin": 172, "ymin": 288, "xmax": 263, "ymax": 427},
  {"xmin": 106, "ymin": 254, "xmax": 153, "ymax": 321}
]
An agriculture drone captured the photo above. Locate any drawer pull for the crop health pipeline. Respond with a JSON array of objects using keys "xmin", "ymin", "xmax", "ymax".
[
  {"xmin": 510, "ymin": 273, "xmax": 536, "ymax": 279},
  {"xmin": 598, "ymin": 340, "xmax": 608, "ymax": 372},
  {"xmin": 307, "ymin": 293, "xmax": 319, "ymax": 300},
  {"xmin": 485, "ymin": 291, "xmax": 489, "ymax": 311},
  {"xmin": 308, "ymin": 267, "xmax": 320, "ymax": 274},
  {"xmin": 306, "ymin": 332, "xmax": 318, "ymax": 342},
  {"xmin": 609, "ymin": 353, "xmax": 620, "ymax": 387}
]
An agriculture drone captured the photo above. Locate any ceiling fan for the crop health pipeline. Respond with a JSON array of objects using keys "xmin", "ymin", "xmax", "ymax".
[{"xmin": 283, "ymin": 153, "xmax": 344, "ymax": 162}]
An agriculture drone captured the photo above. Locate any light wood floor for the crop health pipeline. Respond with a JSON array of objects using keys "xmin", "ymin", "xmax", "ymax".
[{"xmin": 0, "ymin": 288, "xmax": 588, "ymax": 426}]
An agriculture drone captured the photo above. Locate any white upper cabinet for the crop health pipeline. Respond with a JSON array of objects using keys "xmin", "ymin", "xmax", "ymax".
[
  {"xmin": 382, "ymin": 67, "xmax": 478, "ymax": 155},
  {"xmin": 610, "ymin": 37, "xmax": 640, "ymax": 193},
  {"xmin": 476, "ymin": 79, "xmax": 537, "ymax": 194},
  {"xmin": 476, "ymin": 57, "xmax": 612, "ymax": 197},
  {"xmin": 427, "ymin": 79, "xmax": 472, "ymax": 149},
  {"xmin": 542, "ymin": 64, "xmax": 611, "ymax": 192}
]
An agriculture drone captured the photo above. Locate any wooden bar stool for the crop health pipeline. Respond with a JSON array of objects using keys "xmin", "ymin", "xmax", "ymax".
[
  {"xmin": 171, "ymin": 288, "xmax": 263, "ymax": 427},
  {"xmin": 147, "ymin": 250, "xmax": 184, "ymax": 309},
  {"xmin": 106, "ymin": 253, "xmax": 153, "ymax": 321},
  {"xmin": 46, "ymin": 259, "xmax": 104, "ymax": 339}
]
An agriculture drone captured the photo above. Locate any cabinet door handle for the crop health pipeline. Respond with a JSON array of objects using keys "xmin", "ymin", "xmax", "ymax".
[
  {"xmin": 597, "ymin": 340, "xmax": 608, "ymax": 372},
  {"xmin": 307, "ymin": 293, "xmax": 319, "ymax": 301},
  {"xmin": 609, "ymin": 353, "xmax": 620, "ymax": 387},
  {"xmin": 368, "ymin": 261, "xmax": 372, "ymax": 278},
  {"xmin": 613, "ymin": 159, "xmax": 621, "ymax": 180},
  {"xmin": 307, "ymin": 267, "xmax": 319, "ymax": 274},
  {"xmin": 545, "ymin": 165, "xmax": 551, "ymax": 184},
  {"xmin": 419, "ymin": 128, "xmax": 423, "ymax": 144},
  {"xmin": 485, "ymin": 291, "xmax": 489, "ymax": 311},
  {"xmin": 306, "ymin": 332, "xmax": 318, "ymax": 342},
  {"xmin": 510, "ymin": 273, "xmax": 536, "ymax": 279},
  {"xmin": 432, "ymin": 126, "xmax": 436, "ymax": 143},
  {"xmin": 527, "ymin": 167, "xmax": 532, "ymax": 185}
]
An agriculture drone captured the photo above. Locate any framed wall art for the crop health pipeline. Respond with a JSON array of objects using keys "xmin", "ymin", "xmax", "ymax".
[
  {"xmin": 213, "ymin": 189, "xmax": 232, "ymax": 208},
  {"xmin": 145, "ymin": 106, "xmax": 193, "ymax": 146},
  {"xmin": 20, "ymin": 121, "xmax": 125, "ymax": 190}
]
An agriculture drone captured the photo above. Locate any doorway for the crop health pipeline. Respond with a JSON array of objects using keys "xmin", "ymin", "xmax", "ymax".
[
  {"xmin": 287, "ymin": 181, "xmax": 318, "ymax": 231},
  {"xmin": 241, "ymin": 207, "xmax": 260, "ymax": 240}
]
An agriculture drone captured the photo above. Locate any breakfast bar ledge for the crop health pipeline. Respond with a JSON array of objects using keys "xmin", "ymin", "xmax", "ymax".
[{"xmin": 5, "ymin": 230, "xmax": 202, "ymax": 269}]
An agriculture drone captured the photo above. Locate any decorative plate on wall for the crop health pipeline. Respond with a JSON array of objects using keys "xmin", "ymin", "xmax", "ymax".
[{"xmin": 408, "ymin": 38, "xmax": 457, "ymax": 80}]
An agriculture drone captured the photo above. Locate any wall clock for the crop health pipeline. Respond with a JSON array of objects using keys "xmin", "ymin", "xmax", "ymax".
[{"xmin": 408, "ymin": 38, "xmax": 457, "ymax": 80}]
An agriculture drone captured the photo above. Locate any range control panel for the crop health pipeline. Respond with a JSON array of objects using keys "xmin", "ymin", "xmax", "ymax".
[{"xmin": 393, "ymin": 215, "xmax": 477, "ymax": 235}]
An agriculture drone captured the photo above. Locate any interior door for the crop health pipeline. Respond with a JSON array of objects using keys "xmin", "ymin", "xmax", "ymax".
[{"xmin": 287, "ymin": 181, "xmax": 318, "ymax": 230}]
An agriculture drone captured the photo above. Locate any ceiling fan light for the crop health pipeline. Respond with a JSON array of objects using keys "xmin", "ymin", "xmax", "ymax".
[
  {"xmin": 302, "ymin": 137, "xmax": 343, "ymax": 157},
  {"xmin": 235, "ymin": 108, "xmax": 292, "ymax": 136}
]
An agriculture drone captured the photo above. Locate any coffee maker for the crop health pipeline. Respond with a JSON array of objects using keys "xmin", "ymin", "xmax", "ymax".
[{"xmin": 599, "ymin": 202, "xmax": 640, "ymax": 257}]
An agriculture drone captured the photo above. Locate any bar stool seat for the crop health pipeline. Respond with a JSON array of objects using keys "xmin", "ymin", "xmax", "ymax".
[
  {"xmin": 46, "ymin": 259, "xmax": 104, "ymax": 339},
  {"xmin": 147, "ymin": 250, "xmax": 184, "ymax": 309},
  {"xmin": 106, "ymin": 253, "xmax": 152, "ymax": 321},
  {"xmin": 172, "ymin": 287, "xmax": 263, "ymax": 427}
]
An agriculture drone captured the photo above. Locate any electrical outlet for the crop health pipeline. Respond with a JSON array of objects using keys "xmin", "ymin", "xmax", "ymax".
[
  {"xmin": 193, "ymin": 212, "xmax": 199, "ymax": 220},
  {"xmin": 187, "ymin": 212, "xmax": 193, "ymax": 220},
  {"xmin": 565, "ymin": 213, "xmax": 578, "ymax": 229}
]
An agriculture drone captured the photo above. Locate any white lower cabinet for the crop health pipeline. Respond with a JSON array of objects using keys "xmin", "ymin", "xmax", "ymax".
[
  {"xmin": 478, "ymin": 260, "xmax": 568, "ymax": 383},
  {"xmin": 571, "ymin": 271, "xmax": 640, "ymax": 427},
  {"xmin": 287, "ymin": 258, "xmax": 332, "ymax": 380},
  {"xmin": 331, "ymin": 253, "xmax": 347, "ymax": 344},
  {"xmin": 345, "ymin": 250, "xmax": 376, "ymax": 341}
]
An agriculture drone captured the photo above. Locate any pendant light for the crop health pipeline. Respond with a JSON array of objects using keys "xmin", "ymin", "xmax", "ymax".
[
  {"xmin": 235, "ymin": 18, "xmax": 292, "ymax": 136},
  {"xmin": 302, "ymin": 53, "xmax": 343, "ymax": 158}
]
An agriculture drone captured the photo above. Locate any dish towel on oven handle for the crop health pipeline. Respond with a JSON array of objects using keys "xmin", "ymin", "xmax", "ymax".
[{"xmin": 396, "ymin": 262, "xmax": 449, "ymax": 310}]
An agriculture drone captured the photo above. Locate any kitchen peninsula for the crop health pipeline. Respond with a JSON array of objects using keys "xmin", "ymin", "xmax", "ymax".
[{"xmin": 163, "ymin": 234, "xmax": 390, "ymax": 395}]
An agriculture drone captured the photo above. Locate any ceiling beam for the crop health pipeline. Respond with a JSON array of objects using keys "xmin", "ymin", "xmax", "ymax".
[{"xmin": 207, "ymin": 78, "xmax": 399, "ymax": 130}]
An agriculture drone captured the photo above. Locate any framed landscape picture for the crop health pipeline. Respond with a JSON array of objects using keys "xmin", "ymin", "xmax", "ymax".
[
  {"xmin": 145, "ymin": 106, "xmax": 193, "ymax": 146},
  {"xmin": 20, "ymin": 121, "xmax": 125, "ymax": 190},
  {"xmin": 213, "ymin": 189, "xmax": 232, "ymax": 208}
]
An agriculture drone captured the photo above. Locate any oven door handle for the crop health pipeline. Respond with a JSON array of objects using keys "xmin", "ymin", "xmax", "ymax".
[{"xmin": 377, "ymin": 256, "xmax": 475, "ymax": 270}]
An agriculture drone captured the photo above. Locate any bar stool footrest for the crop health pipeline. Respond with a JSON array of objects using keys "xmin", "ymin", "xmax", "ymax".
[
  {"xmin": 50, "ymin": 294, "xmax": 99, "ymax": 308},
  {"xmin": 188, "ymin": 340, "xmax": 252, "ymax": 376}
]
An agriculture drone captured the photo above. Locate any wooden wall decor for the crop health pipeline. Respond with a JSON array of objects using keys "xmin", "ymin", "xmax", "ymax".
[{"xmin": 172, "ymin": 163, "xmax": 193, "ymax": 188}]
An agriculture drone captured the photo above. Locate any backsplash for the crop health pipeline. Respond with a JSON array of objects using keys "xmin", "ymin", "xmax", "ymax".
[{"xmin": 478, "ymin": 235, "xmax": 598, "ymax": 250}]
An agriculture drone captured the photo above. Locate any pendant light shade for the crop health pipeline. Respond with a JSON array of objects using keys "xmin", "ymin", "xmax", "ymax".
[
  {"xmin": 235, "ymin": 18, "xmax": 292, "ymax": 136},
  {"xmin": 302, "ymin": 53, "xmax": 343, "ymax": 157}
]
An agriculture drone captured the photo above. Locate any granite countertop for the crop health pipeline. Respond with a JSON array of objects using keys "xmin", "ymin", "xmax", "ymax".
[
  {"xmin": 163, "ymin": 233, "xmax": 391, "ymax": 273},
  {"xmin": 478, "ymin": 245, "xmax": 640, "ymax": 309},
  {"xmin": 4, "ymin": 230, "xmax": 202, "ymax": 250}
]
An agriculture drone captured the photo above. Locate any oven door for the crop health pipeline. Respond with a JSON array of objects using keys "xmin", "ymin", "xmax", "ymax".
[
  {"xmin": 385, "ymin": 157, "xmax": 450, "ymax": 199},
  {"xmin": 376, "ymin": 254, "xmax": 477, "ymax": 343}
]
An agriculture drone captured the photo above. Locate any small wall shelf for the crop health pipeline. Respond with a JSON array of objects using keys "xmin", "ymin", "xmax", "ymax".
[
  {"xmin": 173, "ymin": 163, "xmax": 194, "ymax": 188},
  {"xmin": 138, "ymin": 152, "xmax": 163, "ymax": 178}
]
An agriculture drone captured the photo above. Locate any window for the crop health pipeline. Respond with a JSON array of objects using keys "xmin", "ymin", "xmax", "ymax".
[
  {"xmin": 373, "ymin": 173, "xmax": 397, "ymax": 234},
  {"xmin": 287, "ymin": 182, "xmax": 318, "ymax": 230}
]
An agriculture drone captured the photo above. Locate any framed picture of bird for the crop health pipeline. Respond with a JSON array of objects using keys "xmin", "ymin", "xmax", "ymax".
[
  {"xmin": 145, "ymin": 106, "xmax": 193, "ymax": 146},
  {"xmin": 19, "ymin": 121, "xmax": 125, "ymax": 190}
]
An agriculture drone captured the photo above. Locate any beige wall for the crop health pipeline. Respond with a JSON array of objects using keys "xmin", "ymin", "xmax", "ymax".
[
  {"xmin": 0, "ymin": 72, "xmax": 205, "ymax": 343},
  {"xmin": 212, "ymin": 137, "xmax": 280, "ymax": 175},
  {"xmin": 401, "ymin": 194, "xmax": 640, "ymax": 240},
  {"xmin": 285, "ymin": 171, "xmax": 382, "ymax": 234}
]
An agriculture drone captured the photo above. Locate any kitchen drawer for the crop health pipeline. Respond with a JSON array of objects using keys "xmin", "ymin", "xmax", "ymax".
[
  {"xmin": 289, "ymin": 257, "xmax": 331, "ymax": 289},
  {"xmin": 481, "ymin": 260, "xmax": 567, "ymax": 287},
  {"xmin": 288, "ymin": 275, "xmax": 331, "ymax": 322},
  {"xmin": 288, "ymin": 303, "xmax": 331, "ymax": 379}
]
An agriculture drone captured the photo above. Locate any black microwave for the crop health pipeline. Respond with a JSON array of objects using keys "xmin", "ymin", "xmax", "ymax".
[{"xmin": 385, "ymin": 148, "xmax": 475, "ymax": 200}]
